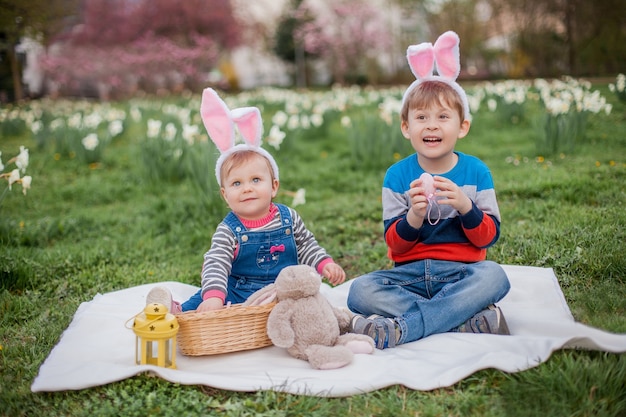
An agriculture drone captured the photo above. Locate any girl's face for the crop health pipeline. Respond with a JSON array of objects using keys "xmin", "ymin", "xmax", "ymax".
[
  {"xmin": 401, "ymin": 98, "xmax": 470, "ymax": 172},
  {"xmin": 220, "ymin": 154, "xmax": 279, "ymax": 220}
]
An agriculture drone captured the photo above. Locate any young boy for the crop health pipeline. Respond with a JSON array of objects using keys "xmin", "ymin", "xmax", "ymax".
[{"xmin": 347, "ymin": 31, "xmax": 510, "ymax": 349}]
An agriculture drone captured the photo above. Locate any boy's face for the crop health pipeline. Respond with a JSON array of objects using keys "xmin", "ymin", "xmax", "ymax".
[
  {"xmin": 220, "ymin": 154, "xmax": 279, "ymax": 220},
  {"xmin": 401, "ymin": 98, "xmax": 470, "ymax": 168}
]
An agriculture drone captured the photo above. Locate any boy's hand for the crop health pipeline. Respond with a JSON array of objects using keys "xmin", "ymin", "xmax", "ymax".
[
  {"xmin": 322, "ymin": 263, "xmax": 346, "ymax": 286},
  {"xmin": 407, "ymin": 177, "xmax": 431, "ymax": 228},
  {"xmin": 432, "ymin": 176, "xmax": 472, "ymax": 215},
  {"xmin": 197, "ymin": 297, "xmax": 225, "ymax": 312}
]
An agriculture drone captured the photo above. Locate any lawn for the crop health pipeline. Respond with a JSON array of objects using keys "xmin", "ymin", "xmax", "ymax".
[{"xmin": 1, "ymin": 79, "xmax": 625, "ymax": 416}]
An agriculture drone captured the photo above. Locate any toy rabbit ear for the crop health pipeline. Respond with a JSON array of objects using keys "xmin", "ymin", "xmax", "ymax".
[
  {"xmin": 231, "ymin": 107, "xmax": 263, "ymax": 147},
  {"xmin": 433, "ymin": 31, "xmax": 460, "ymax": 80},
  {"xmin": 200, "ymin": 88, "xmax": 234, "ymax": 152},
  {"xmin": 407, "ymin": 42, "xmax": 435, "ymax": 79}
]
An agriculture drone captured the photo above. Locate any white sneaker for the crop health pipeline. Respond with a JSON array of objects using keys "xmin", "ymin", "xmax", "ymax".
[{"xmin": 146, "ymin": 286, "xmax": 180, "ymax": 314}]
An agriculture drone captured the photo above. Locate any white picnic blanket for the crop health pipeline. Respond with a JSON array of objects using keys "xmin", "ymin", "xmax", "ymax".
[{"xmin": 31, "ymin": 265, "xmax": 626, "ymax": 397}]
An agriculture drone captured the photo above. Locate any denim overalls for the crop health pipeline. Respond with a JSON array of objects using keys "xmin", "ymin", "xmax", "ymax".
[{"xmin": 181, "ymin": 204, "xmax": 297, "ymax": 311}]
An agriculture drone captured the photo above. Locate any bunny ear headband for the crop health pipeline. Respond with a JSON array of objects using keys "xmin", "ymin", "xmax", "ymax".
[
  {"xmin": 402, "ymin": 31, "xmax": 471, "ymax": 121},
  {"xmin": 201, "ymin": 87, "xmax": 279, "ymax": 184}
]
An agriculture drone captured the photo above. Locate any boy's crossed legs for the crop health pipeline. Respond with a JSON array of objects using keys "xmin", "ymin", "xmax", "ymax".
[{"xmin": 347, "ymin": 259, "xmax": 511, "ymax": 349}]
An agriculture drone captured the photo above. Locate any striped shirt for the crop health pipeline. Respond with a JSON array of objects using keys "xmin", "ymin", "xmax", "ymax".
[
  {"xmin": 382, "ymin": 151, "xmax": 501, "ymax": 264},
  {"xmin": 200, "ymin": 204, "xmax": 333, "ymax": 301}
]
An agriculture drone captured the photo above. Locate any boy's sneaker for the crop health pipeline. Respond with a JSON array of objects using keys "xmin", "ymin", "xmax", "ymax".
[
  {"xmin": 350, "ymin": 314, "xmax": 400, "ymax": 349},
  {"xmin": 146, "ymin": 286, "xmax": 181, "ymax": 314},
  {"xmin": 456, "ymin": 304, "xmax": 510, "ymax": 335}
]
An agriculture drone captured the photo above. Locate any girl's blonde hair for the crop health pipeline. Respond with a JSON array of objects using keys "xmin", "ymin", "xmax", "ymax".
[{"xmin": 219, "ymin": 150, "xmax": 276, "ymax": 185}]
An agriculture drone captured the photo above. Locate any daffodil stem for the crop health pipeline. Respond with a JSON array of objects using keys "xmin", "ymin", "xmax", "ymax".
[{"xmin": 0, "ymin": 186, "xmax": 9, "ymax": 207}]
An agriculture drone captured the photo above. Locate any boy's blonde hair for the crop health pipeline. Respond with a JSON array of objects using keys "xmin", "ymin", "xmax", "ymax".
[
  {"xmin": 219, "ymin": 150, "xmax": 276, "ymax": 186},
  {"xmin": 400, "ymin": 80, "xmax": 465, "ymax": 125}
]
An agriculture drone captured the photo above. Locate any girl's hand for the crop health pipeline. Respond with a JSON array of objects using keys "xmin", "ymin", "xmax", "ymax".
[
  {"xmin": 322, "ymin": 263, "xmax": 346, "ymax": 286},
  {"xmin": 432, "ymin": 176, "xmax": 472, "ymax": 215},
  {"xmin": 196, "ymin": 297, "xmax": 225, "ymax": 312}
]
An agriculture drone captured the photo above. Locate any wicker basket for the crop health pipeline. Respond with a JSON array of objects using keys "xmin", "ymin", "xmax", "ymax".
[{"xmin": 176, "ymin": 302, "xmax": 276, "ymax": 356}]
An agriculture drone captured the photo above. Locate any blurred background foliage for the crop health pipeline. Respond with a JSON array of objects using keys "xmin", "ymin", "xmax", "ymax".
[{"xmin": 1, "ymin": 0, "xmax": 625, "ymax": 102}]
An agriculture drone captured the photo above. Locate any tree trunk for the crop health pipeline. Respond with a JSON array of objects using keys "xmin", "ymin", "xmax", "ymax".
[
  {"xmin": 564, "ymin": 0, "xmax": 577, "ymax": 76},
  {"xmin": 8, "ymin": 45, "xmax": 23, "ymax": 101}
]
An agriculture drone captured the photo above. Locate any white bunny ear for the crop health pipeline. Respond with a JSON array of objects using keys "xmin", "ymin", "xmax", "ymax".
[
  {"xmin": 433, "ymin": 31, "xmax": 460, "ymax": 80},
  {"xmin": 200, "ymin": 88, "xmax": 234, "ymax": 152},
  {"xmin": 231, "ymin": 107, "xmax": 263, "ymax": 147},
  {"xmin": 407, "ymin": 42, "xmax": 435, "ymax": 79}
]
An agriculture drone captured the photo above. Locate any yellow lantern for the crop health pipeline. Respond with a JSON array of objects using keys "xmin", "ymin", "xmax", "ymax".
[{"xmin": 132, "ymin": 303, "xmax": 179, "ymax": 369}]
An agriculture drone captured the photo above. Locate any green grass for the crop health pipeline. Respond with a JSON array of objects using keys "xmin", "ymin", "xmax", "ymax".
[{"xmin": 1, "ymin": 84, "xmax": 625, "ymax": 416}]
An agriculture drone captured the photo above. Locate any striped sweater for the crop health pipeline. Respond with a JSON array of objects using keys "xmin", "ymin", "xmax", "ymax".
[
  {"xmin": 382, "ymin": 151, "xmax": 501, "ymax": 264},
  {"xmin": 200, "ymin": 204, "xmax": 333, "ymax": 301}
]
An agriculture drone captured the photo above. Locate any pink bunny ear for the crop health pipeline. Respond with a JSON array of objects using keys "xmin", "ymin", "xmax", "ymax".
[
  {"xmin": 231, "ymin": 107, "xmax": 263, "ymax": 147},
  {"xmin": 406, "ymin": 42, "xmax": 435, "ymax": 79},
  {"xmin": 200, "ymin": 88, "xmax": 234, "ymax": 152},
  {"xmin": 433, "ymin": 31, "xmax": 460, "ymax": 80}
]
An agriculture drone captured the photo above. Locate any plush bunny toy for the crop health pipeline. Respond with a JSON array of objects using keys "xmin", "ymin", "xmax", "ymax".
[{"xmin": 266, "ymin": 265, "xmax": 375, "ymax": 370}]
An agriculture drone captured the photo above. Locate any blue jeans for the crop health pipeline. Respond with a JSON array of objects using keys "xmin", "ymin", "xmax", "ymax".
[{"xmin": 347, "ymin": 259, "xmax": 510, "ymax": 344}]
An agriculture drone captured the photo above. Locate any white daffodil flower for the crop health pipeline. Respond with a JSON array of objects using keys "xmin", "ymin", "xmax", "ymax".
[
  {"xmin": 81, "ymin": 133, "xmax": 99, "ymax": 151},
  {"xmin": 266, "ymin": 125, "xmax": 286, "ymax": 150},
  {"xmin": 8, "ymin": 169, "xmax": 20, "ymax": 190},
  {"xmin": 15, "ymin": 146, "xmax": 29, "ymax": 173},
  {"xmin": 21, "ymin": 175, "xmax": 32, "ymax": 195},
  {"xmin": 164, "ymin": 123, "xmax": 177, "ymax": 141},
  {"xmin": 292, "ymin": 188, "xmax": 306, "ymax": 207},
  {"xmin": 147, "ymin": 119, "xmax": 162, "ymax": 138},
  {"xmin": 108, "ymin": 120, "xmax": 124, "ymax": 137},
  {"xmin": 182, "ymin": 124, "xmax": 199, "ymax": 145},
  {"xmin": 272, "ymin": 110, "xmax": 289, "ymax": 127}
]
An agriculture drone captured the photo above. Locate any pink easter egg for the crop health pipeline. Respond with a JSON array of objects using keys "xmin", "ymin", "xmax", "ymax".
[{"xmin": 419, "ymin": 172, "xmax": 436, "ymax": 199}]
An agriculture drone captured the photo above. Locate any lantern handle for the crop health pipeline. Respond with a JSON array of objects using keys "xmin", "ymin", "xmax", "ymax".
[
  {"xmin": 124, "ymin": 309, "xmax": 144, "ymax": 330},
  {"xmin": 124, "ymin": 309, "xmax": 164, "ymax": 331}
]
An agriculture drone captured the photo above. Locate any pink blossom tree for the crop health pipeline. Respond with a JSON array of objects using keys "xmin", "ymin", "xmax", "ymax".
[
  {"xmin": 292, "ymin": 0, "xmax": 393, "ymax": 85},
  {"xmin": 40, "ymin": 0, "xmax": 242, "ymax": 98}
]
